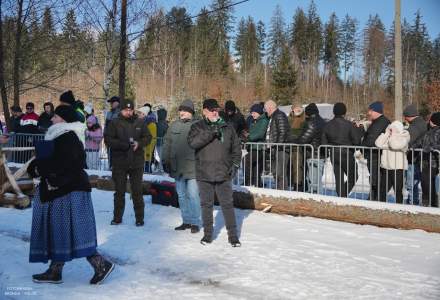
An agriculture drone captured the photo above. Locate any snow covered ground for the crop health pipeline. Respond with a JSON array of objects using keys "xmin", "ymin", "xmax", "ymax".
[{"xmin": 1, "ymin": 189, "xmax": 440, "ymax": 300}]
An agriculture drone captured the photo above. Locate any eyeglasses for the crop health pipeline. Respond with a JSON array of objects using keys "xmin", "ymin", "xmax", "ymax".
[
  {"xmin": 26, "ymin": 107, "xmax": 33, "ymax": 110},
  {"xmin": 207, "ymin": 108, "xmax": 219, "ymax": 113}
]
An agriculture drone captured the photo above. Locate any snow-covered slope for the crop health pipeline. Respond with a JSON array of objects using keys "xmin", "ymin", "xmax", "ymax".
[{"xmin": 1, "ymin": 189, "xmax": 439, "ymax": 300}]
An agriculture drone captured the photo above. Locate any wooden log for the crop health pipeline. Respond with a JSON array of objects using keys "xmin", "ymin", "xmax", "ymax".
[
  {"xmin": 1, "ymin": 157, "xmax": 34, "ymax": 194},
  {"xmin": 0, "ymin": 193, "xmax": 30, "ymax": 208}
]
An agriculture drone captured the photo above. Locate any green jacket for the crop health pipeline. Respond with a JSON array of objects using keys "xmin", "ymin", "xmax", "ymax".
[
  {"xmin": 248, "ymin": 114, "xmax": 269, "ymax": 150},
  {"xmin": 162, "ymin": 117, "xmax": 197, "ymax": 179}
]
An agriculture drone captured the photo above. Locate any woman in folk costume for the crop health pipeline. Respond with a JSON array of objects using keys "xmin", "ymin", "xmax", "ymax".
[{"xmin": 27, "ymin": 105, "xmax": 114, "ymax": 285}]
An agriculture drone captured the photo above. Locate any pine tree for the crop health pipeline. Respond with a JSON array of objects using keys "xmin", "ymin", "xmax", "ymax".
[
  {"xmin": 290, "ymin": 7, "xmax": 308, "ymax": 63},
  {"xmin": 323, "ymin": 13, "xmax": 340, "ymax": 76},
  {"xmin": 268, "ymin": 5, "xmax": 286, "ymax": 68},
  {"xmin": 271, "ymin": 45, "xmax": 297, "ymax": 105},
  {"xmin": 210, "ymin": 0, "xmax": 234, "ymax": 75},
  {"xmin": 340, "ymin": 14, "xmax": 358, "ymax": 84}
]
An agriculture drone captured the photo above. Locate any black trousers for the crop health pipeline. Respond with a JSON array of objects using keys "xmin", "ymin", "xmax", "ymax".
[
  {"xmin": 331, "ymin": 149, "xmax": 357, "ymax": 198},
  {"xmin": 244, "ymin": 149, "xmax": 264, "ymax": 187},
  {"xmin": 366, "ymin": 151, "xmax": 380, "ymax": 201},
  {"xmin": 379, "ymin": 168, "xmax": 404, "ymax": 204},
  {"xmin": 421, "ymin": 162, "xmax": 439, "ymax": 207},
  {"xmin": 112, "ymin": 166, "xmax": 145, "ymax": 222},
  {"xmin": 197, "ymin": 180, "xmax": 237, "ymax": 239}
]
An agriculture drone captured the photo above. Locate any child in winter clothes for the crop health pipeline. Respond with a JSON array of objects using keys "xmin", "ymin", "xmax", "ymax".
[
  {"xmin": 85, "ymin": 116, "xmax": 103, "ymax": 170},
  {"xmin": 375, "ymin": 120, "xmax": 410, "ymax": 203}
]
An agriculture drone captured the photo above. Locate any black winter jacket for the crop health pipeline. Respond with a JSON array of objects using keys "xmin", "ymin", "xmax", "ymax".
[
  {"xmin": 222, "ymin": 109, "xmax": 247, "ymax": 138},
  {"xmin": 27, "ymin": 131, "xmax": 91, "ymax": 202},
  {"xmin": 37, "ymin": 112, "xmax": 54, "ymax": 133},
  {"xmin": 266, "ymin": 109, "xmax": 290, "ymax": 144},
  {"xmin": 321, "ymin": 116, "xmax": 362, "ymax": 146},
  {"xmin": 413, "ymin": 126, "xmax": 440, "ymax": 168},
  {"xmin": 294, "ymin": 114, "xmax": 326, "ymax": 149},
  {"xmin": 188, "ymin": 118, "xmax": 242, "ymax": 182},
  {"xmin": 361, "ymin": 115, "xmax": 391, "ymax": 147},
  {"xmin": 104, "ymin": 115, "xmax": 152, "ymax": 169},
  {"xmin": 408, "ymin": 116, "xmax": 428, "ymax": 148}
]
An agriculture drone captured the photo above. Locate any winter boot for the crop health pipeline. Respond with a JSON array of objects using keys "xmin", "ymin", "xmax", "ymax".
[
  {"xmin": 135, "ymin": 221, "xmax": 144, "ymax": 227},
  {"xmin": 228, "ymin": 236, "xmax": 241, "ymax": 248},
  {"xmin": 110, "ymin": 219, "xmax": 122, "ymax": 225},
  {"xmin": 32, "ymin": 261, "xmax": 64, "ymax": 284},
  {"xmin": 87, "ymin": 254, "xmax": 115, "ymax": 285},
  {"xmin": 200, "ymin": 235, "xmax": 212, "ymax": 245},
  {"xmin": 174, "ymin": 223, "xmax": 191, "ymax": 231},
  {"xmin": 190, "ymin": 225, "xmax": 200, "ymax": 234}
]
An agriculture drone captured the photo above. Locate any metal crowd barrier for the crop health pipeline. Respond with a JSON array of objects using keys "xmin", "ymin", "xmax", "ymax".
[{"xmin": 5, "ymin": 133, "xmax": 440, "ymax": 208}]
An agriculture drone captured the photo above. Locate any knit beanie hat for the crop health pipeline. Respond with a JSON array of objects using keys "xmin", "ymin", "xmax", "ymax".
[
  {"xmin": 305, "ymin": 103, "xmax": 319, "ymax": 116},
  {"xmin": 120, "ymin": 99, "xmax": 135, "ymax": 110},
  {"xmin": 368, "ymin": 101, "xmax": 384, "ymax": 114},
  {"xmin": 333, "ymin": 102, "xmax": 347, "ymax": 116},
  {"xmin": 55, "ymin": 105, "xmax": 78, "ymax": 123},
  {"xmin": 178, "ymin": 99, "xmax": 195, "ymax": 114},
  {"xmin": 250, "ymin": 103, "xmax": 264, "ymax": 115},
  {"xmin": 136, "ymin": 106, "xmax": 150, "ymax": 116},
  {"xmin": 403, "ymin": 104, "xmax": 418, "ymax": 117},
  {"xmin": 225, "ymin": 100, "xmax": 236, "ymax": 112},
  {"xmin": 60, "ymin": 90, "xmax": 75, "ymax": 106},
  {"xmin": 430, "ymin": 112, "xmax": 440, "ymax": 127}
]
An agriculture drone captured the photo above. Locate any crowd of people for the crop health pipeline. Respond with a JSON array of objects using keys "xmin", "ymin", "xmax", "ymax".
[{"xmin": 2, "ymin": 89, "xmax": 440, "ymax": 285}]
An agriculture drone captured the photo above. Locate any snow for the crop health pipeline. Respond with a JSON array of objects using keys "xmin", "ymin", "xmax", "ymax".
[
  {"xmin": 85, "ymin": 169, "xmax": 175, "ymax": 183},
  {"xmin": 1, "ymin": 189, "xmax": 440, "ymax": 299}
]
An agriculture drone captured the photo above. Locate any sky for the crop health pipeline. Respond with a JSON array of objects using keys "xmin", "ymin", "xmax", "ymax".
[{"xmin": 159, "ymin": 0, "xmax": 440, "ymax": 40}]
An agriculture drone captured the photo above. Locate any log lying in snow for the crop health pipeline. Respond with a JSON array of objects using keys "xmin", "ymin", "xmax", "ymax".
[
  {"xmin": 232, "ymin": 188, "xmax": 440, "ymax": 233},
  {"xmin": 90, "ymin": 175, "xmax": 440, "ymax": 234}
]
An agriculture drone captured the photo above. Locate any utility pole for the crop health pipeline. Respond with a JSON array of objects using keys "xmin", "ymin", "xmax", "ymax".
[
  {"xmin": 118, "ymin": 0, "xmax": 127, "ymax": 102},
  {"xmin": 394, "ymin": 0, "xmax": 403, "ymax": 120}
]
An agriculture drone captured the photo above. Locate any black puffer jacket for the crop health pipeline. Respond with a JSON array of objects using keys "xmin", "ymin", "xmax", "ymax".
[
  {"xmin": 321, "ymin": 116, "xmax": 362, "ymax": 146},
  {"xmin": 361, "ymin": 115, "xmax": 391, "ymax": 147},
  {"xmin": 408, "ymin": 116, "xmax": 428, "ymax": 148},
  {"xmin": 222, "ymin": 109, "xmax": 247, "ymax": 138},
  {"xmin": 266, "ymin": 109, "xmax": 290, "ymax": 144},
  {"xmin": 413, "ymin": 126, "xmax": 440, "ymax": 168},
  {"xmin": 104, "ymin": 114, "xmax": 152, "ymax": 169},
  {"xmin": 188, "ymin": 118, "xmax": 241, "ymax": 182},
  {"xmin": 27, "ymin": 131, "xmax": 91, "ymax": 202},
  {"xmin": 294, "ymin": 114, "xmax": 326, "ymax": 149}
]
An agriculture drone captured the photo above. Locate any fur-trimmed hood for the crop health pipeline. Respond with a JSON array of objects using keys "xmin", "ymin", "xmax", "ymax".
[{"xmin": 45, "ymin": 121, "xmax": 86, "ymax": 145}]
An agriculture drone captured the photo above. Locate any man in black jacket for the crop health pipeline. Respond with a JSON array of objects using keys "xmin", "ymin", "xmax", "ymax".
[
  {"xmin": 293, "ymin": 103, "xmax": 326, "ymax": 193},
  {"xmin": 264, "ymin": 100, "xmax": 290, "ymax": 190},
  {"xmin": 358, "ymin": 101, "xmax": 390, "ymax": 200},
  {"xmin": 104, "ymin": 99, "xmax": 151, "ymax": 226},
  {"xmin": 404, "ymin": 104, "xmax": 428, "ymax": 205},
  {"xmin": 222, "ymin": 100, "xmax": 247, "ymax": 139},
  {"xmin": 37, "ymin": 102, "xmax": 54, "ymax": 133},
  {"xmin": 188, "ymin": 98, "xmax": 242, "ymax": 247},
  {"xmin": 322, "ymin": 103, "xmax": 362, "ymax": 197}
]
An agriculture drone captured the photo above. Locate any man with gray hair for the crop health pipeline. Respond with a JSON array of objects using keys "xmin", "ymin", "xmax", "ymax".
[{"xmin": 264, "ymin": 100, "xmax": 290, "ymax": 190}]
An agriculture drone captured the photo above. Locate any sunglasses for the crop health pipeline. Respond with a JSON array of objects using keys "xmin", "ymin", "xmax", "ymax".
[{"xmin": 207, "ymin": 107, "xmax": 220, "ymax": 112}]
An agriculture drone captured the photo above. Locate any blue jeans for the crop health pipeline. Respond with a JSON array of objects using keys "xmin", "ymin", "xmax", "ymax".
[
  {"xmin": 175, "ymin": 177, "xmax": 201, "ymax": 226},
  {"xmin": 406, "ymin": 164, "xmax": 421, "ymax": 205}
]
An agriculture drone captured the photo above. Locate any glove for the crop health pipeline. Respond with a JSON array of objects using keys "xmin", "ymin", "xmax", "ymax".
[{"xmin": 212, "ymin": 125, "xmax": 221, "ymax": 140}]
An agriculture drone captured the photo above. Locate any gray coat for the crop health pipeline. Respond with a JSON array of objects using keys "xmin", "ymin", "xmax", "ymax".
[
  {"xmin": 408, "ymin": 116, "xmax": 428, "ymax": 148},
  {"xmin": 162, "ymin": 118, "xmax": 197, "ymax": 179}
]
